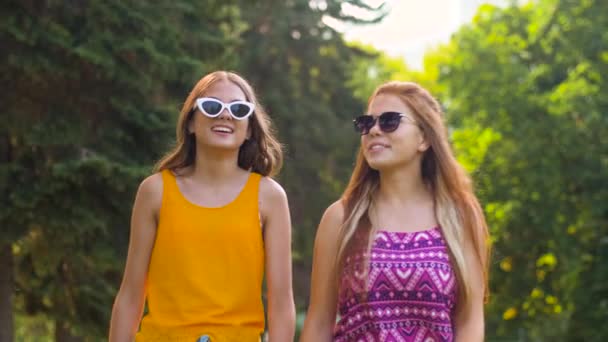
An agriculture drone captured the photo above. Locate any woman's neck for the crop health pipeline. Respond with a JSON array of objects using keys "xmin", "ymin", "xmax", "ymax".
[
  {"xmin": 189, "ymin": 145, "xmax": 244, "ymax": 183},
  {"xmin": 377, "ymin": 163, "xmax": 431, "ymax": 206}
]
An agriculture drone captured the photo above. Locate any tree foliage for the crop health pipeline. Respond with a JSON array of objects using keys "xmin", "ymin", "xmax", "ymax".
[
  {"xmin": 424, "ymin": 0, "xmax": 608, "ymax": 340},
  {"xmin": 2, "ymin": 0, "xmax": 606, "ymax": 340},
  {"xmin": 1, "ymin": 0, "xmax": 244, "ymax": 338}
]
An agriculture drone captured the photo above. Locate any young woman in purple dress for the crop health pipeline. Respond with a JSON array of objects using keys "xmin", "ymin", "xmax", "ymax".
[{"xmin": 301, "ymin": 81, "xmax": 490, "ymax": 342}]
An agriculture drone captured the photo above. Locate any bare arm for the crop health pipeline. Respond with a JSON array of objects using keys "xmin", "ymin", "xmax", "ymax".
[
  {"xmin": 109, "ymin": 173, "xmax": 162, "ymax": 342},
  {"xmin": 260, "ymin": 177, "xmax": 296, "ymax": 342},
  {"xmin": 299, "ymin": 201, "xmax": 344, "ymax": 342},
  {"xmin": 454, "ymin": 235, "xmax": 486, "ymax": 342}
]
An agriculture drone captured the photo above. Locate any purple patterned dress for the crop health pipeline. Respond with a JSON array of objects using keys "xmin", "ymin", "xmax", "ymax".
[{"xmin": 334, "ymin": 227, "xmax": 457, "ymax": 342}]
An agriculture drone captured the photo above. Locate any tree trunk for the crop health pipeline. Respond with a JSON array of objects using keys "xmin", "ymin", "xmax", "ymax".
[
  {"xmin": 0, "ymin": 242, "xmax": 14, "ymax": 342},
  {"xmin": 54, "ymin": 321, "xmax": 84, "ymax": 342}
]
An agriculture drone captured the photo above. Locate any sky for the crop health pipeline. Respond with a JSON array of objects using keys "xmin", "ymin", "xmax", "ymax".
[{"xmin": 330, "ymin": 0, "xmax": 509, "ymax": 69}]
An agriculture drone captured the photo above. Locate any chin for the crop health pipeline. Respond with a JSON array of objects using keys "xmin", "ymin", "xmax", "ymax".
[
  {"xmin": 200, "ymin": 140, "xmax": 243, "ymax": 151},
  {"xmin": 366, "ymin": 157, "xmax": 397, "ymax": 171},
  {"xmin": 215, "ymin": 143, "xmax": 243, "ymax": 151}
]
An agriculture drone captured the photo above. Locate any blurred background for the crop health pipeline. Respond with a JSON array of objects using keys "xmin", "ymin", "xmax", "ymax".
[{"xmin": 1, "ymin": 0, "xmax": 607, "ymax": 341}]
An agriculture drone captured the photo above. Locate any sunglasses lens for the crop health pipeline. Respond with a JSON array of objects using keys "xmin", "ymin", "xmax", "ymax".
[
  {"xmin": 354, "ymin": 115, "xmax": 375, "ymax": 134},
  {"xmin": 378, "ymin": 112, "xmax": 402, "ymax": 132},
  {"xmin": 201, "ymin": 100, "xmax": 222, "ymax": 116},
  {"xmin": 230, "ymin": 103, "xmax": 252, "ymax": 118}
]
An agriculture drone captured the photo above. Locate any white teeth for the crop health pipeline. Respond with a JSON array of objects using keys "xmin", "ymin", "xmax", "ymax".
[
  {"xmin": 370, "ymin": 144, "xmax": 386, "ymax": 151},
  {"xmin": 212, "ymin": 127, "xmax": 233, "ymax": 133}
]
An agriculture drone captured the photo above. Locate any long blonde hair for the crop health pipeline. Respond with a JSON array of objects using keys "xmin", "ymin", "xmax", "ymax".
[
  {"xmin": 155, "ymin": 71, "xmax": 283, "ymax": 177},
  {"xmin": 337, "ymin": 81, "xmax": 490, "ymax": 311}
]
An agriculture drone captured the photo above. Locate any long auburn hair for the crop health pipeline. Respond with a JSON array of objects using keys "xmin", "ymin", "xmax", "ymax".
[
  {"xmin": 154, "ymin": 71, "xmax": 283, "ymax": 177},
  {"xmin": 337, "ymin": 81, "xmax": 490, "ymax": 311}
]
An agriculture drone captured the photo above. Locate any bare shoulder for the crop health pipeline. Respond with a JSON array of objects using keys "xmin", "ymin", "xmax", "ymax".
[
  {"xmin": 321, "ymin": 200, "xmax": 345, "ymax": 226},
  {"xmin": 136, "ymin": 172, "xmax": 164, "ymax": 212},
  {"xmin": 258, "ymin": 177, "xmax": 290, "ymax": 232},
  {"xmin": 139, "ymin": 172, "xmax": 163, "ymax": 195},
  {"xmin": 315, "ymin": 200, "xmax": 345, "ymax": 242},
  {"xmin": 259, "ymin": 176, "xmax": 288, "ymax": 204}
]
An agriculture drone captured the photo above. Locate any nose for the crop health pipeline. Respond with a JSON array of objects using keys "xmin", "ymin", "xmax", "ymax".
[
  {"xmin": 368, "ymin": 118, "xmax": 381, "ymax": 135},
  {"xmin": 217, "ymin": 106, "xmax": 232, "ymax": 120}
]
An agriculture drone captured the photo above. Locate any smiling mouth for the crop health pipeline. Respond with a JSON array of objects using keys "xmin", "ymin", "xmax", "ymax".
[
  {"xmin": 368, "ymin": 143, "xmax": 389, "ymax": 151},
  {"xmin": 211, "ymin": 126, "xmax": 234, "ymax": 133}
]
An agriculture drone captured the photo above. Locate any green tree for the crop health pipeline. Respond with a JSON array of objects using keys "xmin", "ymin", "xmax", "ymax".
[
  {"xmin": 346, "ymin": 42, "xmax": 416, "ymax": 102},
  {"xmin": 426, "ymin": 0, "xmax": 608, "ymax": 340},
  {"xmin": 1, "ymin": 1, "xmax": 244, "ymax": 339}
]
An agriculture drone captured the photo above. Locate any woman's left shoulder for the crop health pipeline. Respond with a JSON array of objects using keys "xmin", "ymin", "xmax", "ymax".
[{"xmin": 258, "ymin": 176, "xmax": 288, "ymax": 203}]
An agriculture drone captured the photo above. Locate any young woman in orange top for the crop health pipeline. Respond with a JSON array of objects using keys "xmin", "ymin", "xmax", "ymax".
[{"xmin": 109, "ymin": 71, "xmax": 295, "ymax": 342}]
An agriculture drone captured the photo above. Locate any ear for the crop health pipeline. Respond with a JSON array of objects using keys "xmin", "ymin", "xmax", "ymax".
[
  {"xmin": 417, "ymin": 131, "xmax": 430, "ymax": 152},
  {"xmin": 186, "ymin": 111, "xmax": 195, "ymax": 134}
]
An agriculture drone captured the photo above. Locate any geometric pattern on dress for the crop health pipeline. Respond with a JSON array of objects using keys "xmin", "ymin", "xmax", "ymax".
[{"xmin": 334, "ymin": 227, "xmax": 457, "ymax": 342}]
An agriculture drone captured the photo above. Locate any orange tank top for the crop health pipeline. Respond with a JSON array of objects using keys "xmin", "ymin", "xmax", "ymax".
[{"xmin": 136, "ymin": 170, "xmax": 265, "ymax": 342}]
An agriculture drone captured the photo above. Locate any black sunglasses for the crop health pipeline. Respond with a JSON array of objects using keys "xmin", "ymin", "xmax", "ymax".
[{"xmin": 353, "ymin": 112, "xmax": 408, "ymax": 135}]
